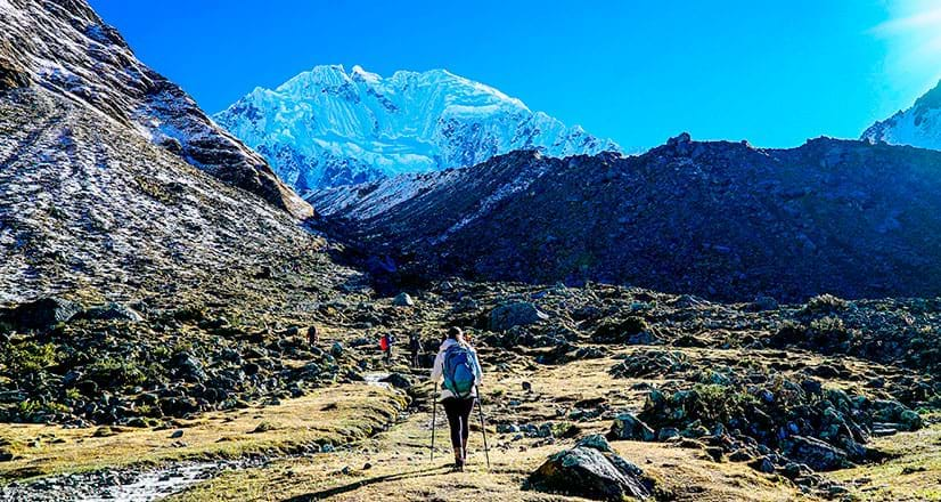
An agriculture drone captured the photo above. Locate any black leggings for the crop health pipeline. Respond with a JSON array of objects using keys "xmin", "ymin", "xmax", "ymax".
[{"xmin": 442, "ymin": 397, "xmax": 475, "ymax": 449}]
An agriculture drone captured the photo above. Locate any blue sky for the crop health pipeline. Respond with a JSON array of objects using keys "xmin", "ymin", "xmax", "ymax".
[{"xmin": 89, "ymin": 0, "xmax": 940, "ymax": 150}]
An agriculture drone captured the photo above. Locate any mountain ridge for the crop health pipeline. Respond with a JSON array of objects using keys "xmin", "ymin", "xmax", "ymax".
[
  {"xmin": 310, "ymin": 133, "xmax": 941, "ymax": 302},
  {"xmin": 0, "ymin": 0, "xmax": 311, "ymax": 218}
]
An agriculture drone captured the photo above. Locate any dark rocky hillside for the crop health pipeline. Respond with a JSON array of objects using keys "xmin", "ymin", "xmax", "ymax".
[
  {"xmin": 0, "ymin": 0, "xmax": 310, "ymax": 218},
  {"xmin": 310, "ymin": 134, "xmax": 941, "ymax": 302}
]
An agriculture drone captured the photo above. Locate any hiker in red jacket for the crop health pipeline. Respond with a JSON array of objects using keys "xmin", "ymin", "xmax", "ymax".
[{"xmin": 380, "ymin": 333, "xmax": 394, "ymax": 365}]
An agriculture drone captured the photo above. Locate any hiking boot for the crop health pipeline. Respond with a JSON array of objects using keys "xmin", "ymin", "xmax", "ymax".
[{"xmin": 453, "ymin": 447, "xmax": 464, "ymax": 472}]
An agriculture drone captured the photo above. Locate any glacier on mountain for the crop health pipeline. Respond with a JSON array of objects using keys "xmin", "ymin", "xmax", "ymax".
[
  {"xmin": 213, "ymin": 65, "xmax": 620, "ymax": 193},
  {"xmin": 861, "ymin": 82, "xmax": 940, "ymax": 151}
]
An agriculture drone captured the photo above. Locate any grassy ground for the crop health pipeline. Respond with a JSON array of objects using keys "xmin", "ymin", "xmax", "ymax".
[
  {"xmin": 0, "ymin": 383, "xmax": 406, "ymax": 481},
  {"xmin": 829, "ymin": 420, "xmax": 941, "ymax": 501},
  {"xmin": 171, "ymin": 352, "xmax": 806, "ymax": 501}
]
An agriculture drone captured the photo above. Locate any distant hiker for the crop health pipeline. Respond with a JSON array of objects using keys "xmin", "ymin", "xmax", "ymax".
[
  {"xmin": 409, "ymin": 332, "xmax": 422, "ymax": 368},
  {"xmin": 307, "ymin": 325, "xmax": 319, "ymax": 347},
  {"xmin": 380, "ymin": 333, "xmax": 394, "ymax": 365},
  {"xmin": 431, "ymin": 327, "xmax": 483, "ymax": 471}
]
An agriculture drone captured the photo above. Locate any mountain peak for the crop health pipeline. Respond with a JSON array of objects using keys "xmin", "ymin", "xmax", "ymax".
[
  {"xmin": 861, "ymin": 82, "xmax": 941, "ymax": 151},
  {"xmin": 214, "ymin": 66, "xmax": 620, "ymax": 192}
]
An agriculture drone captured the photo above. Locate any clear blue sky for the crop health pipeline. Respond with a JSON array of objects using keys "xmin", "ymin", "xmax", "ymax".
[{"xmin": 89, "ymin": 0, "xmax": 940, "ymax": 150}]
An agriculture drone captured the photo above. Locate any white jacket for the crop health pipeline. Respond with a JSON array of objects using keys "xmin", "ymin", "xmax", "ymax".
[{"xmin": 430, "ymin": 338, "xmax": 483, "ymax": 401}]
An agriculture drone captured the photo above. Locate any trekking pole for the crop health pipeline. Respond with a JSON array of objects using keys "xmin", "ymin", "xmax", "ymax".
[
  {"xmin": 430, "ymin": 382, "xmax": 437, "ymax": 463},
  {"xmin": 477, "ymin": 388, "xmax": 491, "ymax": 470}
]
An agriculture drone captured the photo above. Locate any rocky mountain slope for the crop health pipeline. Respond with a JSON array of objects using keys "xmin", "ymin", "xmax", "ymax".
[
  {"xmin": 0, "ymin": 0, "xmax": 368, "ymax": 427},
  {"xmin": 861, "ymin": 82, "xmax": 941, "ymax": 151},
  {"xmin": 0, "ymin": 0, "xmax": 310, "ymax": 218},
  {"xmin": 310, "ymin": 134, "xmax": 941, "ymax": 302},
  {"xmin": 214, "ymin": 64, "xmax": 619, "ymax": 192}
]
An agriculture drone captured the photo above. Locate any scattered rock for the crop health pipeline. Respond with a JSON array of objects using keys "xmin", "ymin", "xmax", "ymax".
[
  {"xmin": 591, "ymin": 317, "xmax": 651, "ymax": 344},
  {"xmin": 488, "ymin": 302, "xmax": 549, "ymax": 332},
  {"xmin": 526, "ymin": 434, "xmax": 654, "ymax": 501}
]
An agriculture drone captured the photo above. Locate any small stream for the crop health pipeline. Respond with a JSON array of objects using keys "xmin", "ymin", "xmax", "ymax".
[
  {"xmin": 0, "ymin": 459, "xmax": 263, "ymax": 502},
  {"xmin": 0, "ymin": 373, "xmax": 401, "ymax": 502}
]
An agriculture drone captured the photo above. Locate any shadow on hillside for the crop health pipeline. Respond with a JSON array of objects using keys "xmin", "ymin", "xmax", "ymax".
[{"xmin": 282, "ymin": 465, "xmax": 447, "ymax": 501}]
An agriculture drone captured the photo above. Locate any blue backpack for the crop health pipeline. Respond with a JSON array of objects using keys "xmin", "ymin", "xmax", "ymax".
[{"xmin": 443, "ymin": 345, "xmax": 476, "ymax": 398}]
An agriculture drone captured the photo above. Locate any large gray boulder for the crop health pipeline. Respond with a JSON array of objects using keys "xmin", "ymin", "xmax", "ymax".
[
  {"xmin": 782, "ymin": 435, "xmax": 848, "ymax": 471},
  {"xmin": 608, "ymin": 412, "xmax": 656, "ymax": 441},
  {"xmin": 392, "ymin": 292, "xmax": 415, "ymax": 307},
  {"xmin": 488, "ymin": 302, "xmax": 548, "ymax": 332},
  {"xmin": 526, "ymin": 434, "xmax": 653, "ymax": 501},
  {"xmin": 5, "ymin": 297, "xmax": 83, "ymax": 331}
]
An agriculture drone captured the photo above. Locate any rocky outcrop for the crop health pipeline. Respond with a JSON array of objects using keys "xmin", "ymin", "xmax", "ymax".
[
  {"xmin": 0, "ymin": 0, "xmax": 309, "ymax": 217},
  {"xmin": 488, "ymin": 302, "xmax": 549, "ymax": 332}
]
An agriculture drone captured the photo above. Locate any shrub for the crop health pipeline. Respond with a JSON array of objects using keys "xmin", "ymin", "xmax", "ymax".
[
  {"xmin": 87, "ymin": 358, "xmax": 147, "ymax": 388},
  {"xmin": 0, "ymin": 342, "xmax": 60, "ymax": 374},
  {"xmin": 804, "ymin": 294, "xmax": 848, "ymax": 314}
]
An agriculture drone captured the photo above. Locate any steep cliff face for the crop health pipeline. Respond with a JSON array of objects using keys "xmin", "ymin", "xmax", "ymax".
[
  {"xmin": 311, "ymin": 135, "xmax": 941, "ymax": 302},
  {"xmin": 215, "ymin": 64, "xmax": 619, "ymax": 193},
  {"xmin": 0, "ymin": 0, "xmax": 311, "ymax": 218},
  {"xmin": 861, "ymin": 82, "xmax": 941, "ymax": 151}
]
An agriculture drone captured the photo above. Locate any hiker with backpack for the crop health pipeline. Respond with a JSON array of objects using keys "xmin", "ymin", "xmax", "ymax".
[
  {"xmin": 409, "ymin": 332, "xmax": 422, "ymax": 368},
  {"xmin": 380, "ymin": 333, "xmax": 394, "ymax": 365},
  {"xmin": 430, "ymin": 326, "xmax": 483, "ymax": 471}
]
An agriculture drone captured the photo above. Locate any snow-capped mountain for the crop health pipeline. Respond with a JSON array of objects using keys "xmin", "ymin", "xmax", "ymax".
[
  {"xmin": 861, "ymin": 82, "xmax": 940, "ymax": 151},
  {"xmin": 0, "ymin": 0, "xmax": 310, "ymax": 218},
  {"xmin": 214, "ymin": 65, "xmax": 620, "ymax": 192}
]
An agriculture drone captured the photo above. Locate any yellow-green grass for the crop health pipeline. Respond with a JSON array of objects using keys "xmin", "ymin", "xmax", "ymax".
[
  {"xmin": 172, "ymin": 352, "xmax": 806, "ymax": 501},
  {"xmin": 829, "ymin": 420, "xmax": 941, "ymax": 501},
  {"xmin": 170, "ymin": 412, "xmax": 803, "ymax": 501},
  {"xmin": 0, "ymin": 383, "xmax": 406, "ymax": 482}
]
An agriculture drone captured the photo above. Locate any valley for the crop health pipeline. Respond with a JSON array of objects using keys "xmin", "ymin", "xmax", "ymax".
[{"xmin": 0, "ymin": 1, "xmax": 939, "ymax": 501}]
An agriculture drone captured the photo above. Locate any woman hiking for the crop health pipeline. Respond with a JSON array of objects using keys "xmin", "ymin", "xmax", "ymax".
[{"xmin": 430, "ymin": 327, "xmax": 483, "ymax": 471}]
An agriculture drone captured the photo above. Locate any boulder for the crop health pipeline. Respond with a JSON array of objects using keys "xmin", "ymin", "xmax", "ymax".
[
  {"xmin": 80, "ymin": 303, "xmax": 143, "ymax": 322},
  {"xmin": 782, "ymin": 435, "xmax": 847, "ymax": 471},
  {"xmin": 488, "ymin": 302, "xmax": 549, "ymax": 332},
  {"xmin": 527, "ymin": 434, "xmax": 653, "ymax": 501},
  {"xmin": 170, "ymin": 352, "xmax": 207, "ymax": 383},
  {"xmin": 591, "ymin": 317, "xmax": 651, "ymax": 344},
  {"xmin": 159, "ymin": 396, "xmax": 200, "ymax": 417},
  {"xmin": 608, "ymin": 412, "xmax": 656, "ymax": 441},
  {"xmin": 380, "ymin": 372, "xmax": 414, "ymax": 390},
  {"xmin": 6, "ymin": 297, "xmax": 83, "ymax": 331},
  {"xmin": 392, "ymin": 293, "xmax": 414, "ymax": 307}
]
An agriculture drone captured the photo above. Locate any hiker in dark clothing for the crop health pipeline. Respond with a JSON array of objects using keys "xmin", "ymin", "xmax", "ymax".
[
  {"xmin": 409, "ymin": 332, "xmax": 422, "ymax": 368},
  {"xmin": 380, "ymin": 333, "xmax": 394, "ymax": 365},
  {"xmin": 307, "ymin": 325, "xmax": 319, "ymax": 347},
  {"xmin": 430, "ymin": 327, "xmax": 483, "ymax": 471}
]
